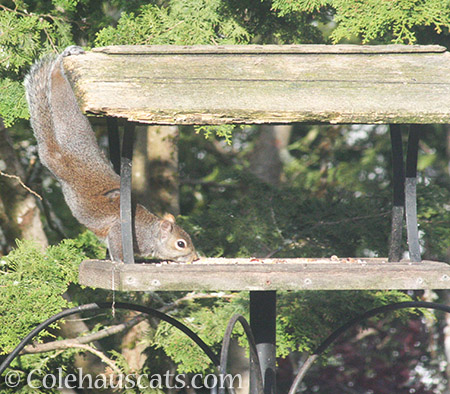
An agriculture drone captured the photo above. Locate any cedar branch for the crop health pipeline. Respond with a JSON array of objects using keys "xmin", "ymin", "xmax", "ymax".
[{"xmin": 21, "ymin": 292, "xmax": 234, "ymax": 355}]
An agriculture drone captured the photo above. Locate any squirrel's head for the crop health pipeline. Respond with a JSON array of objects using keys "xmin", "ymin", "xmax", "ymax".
[{"xmin": 155, "ymin": 213, "xmax": 198, "ymax": 263}]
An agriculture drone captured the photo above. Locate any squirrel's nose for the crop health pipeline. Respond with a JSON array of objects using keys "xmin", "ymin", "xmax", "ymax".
[{"xmin": 183, "ymin": 251, "xmax": 200, "ymax": 264}]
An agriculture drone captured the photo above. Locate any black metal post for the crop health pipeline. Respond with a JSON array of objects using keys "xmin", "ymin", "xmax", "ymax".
[
  {"xmin": 405, "ymin": 125, "xmax": 421, "ymax": 262},
  {"xmin": 106, "ymin": 118, "xmax": 122, "ymax": 260},
  {"xmin": 120, "ymin": 122, "xmax": 135, "ymax": 264},
  {"xmin": 388, "ymin": 125, "xmax": 405, "ymax": 262},
  {"xmin": 107, "ymin": 117, "xmax": 121, "ymax": 175},
  {"xmin": 250, "ymin": 291, "xmax": 276, "ymax": 394}
]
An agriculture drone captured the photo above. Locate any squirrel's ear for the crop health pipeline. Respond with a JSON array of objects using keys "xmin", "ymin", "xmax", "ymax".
[
  {"xmin": 104, "ymin": 189, "xmax": 120, "ymax": 202},
  {"xmin": 160, "ymin": 219, "xmax": 174, "ymax": 241},
  {"xmin": 163, "ymin": 213, "xmax": 176, "ymax": 223}
]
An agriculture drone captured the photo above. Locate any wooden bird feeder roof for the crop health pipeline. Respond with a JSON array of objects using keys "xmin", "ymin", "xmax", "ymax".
[{"xmin": 64, "ymin": 44, "xmax": 450, "ymax": 125}]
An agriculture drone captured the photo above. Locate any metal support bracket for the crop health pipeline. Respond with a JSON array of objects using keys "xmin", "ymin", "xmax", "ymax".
[
  {"xmin": 120, "ymin": 122, "xmax": 135, "ymax": 264},
  {"xmin": 405, "ymin": 125, "xmax": 421, "ymax": 262},
  {"xmin": 107, "ymin": 118, "xmax": 121, "ymax": 175},
  {"xmin": 106, "ymin": 118, "xmax": 136, "ymax": 264},
  {"xmin": 389, "ymin": 125, "xmax": 405, "ymax": 262},
  {"xmin": 388, "ymin": 125, "xmax": 421, "ymax": 262}
]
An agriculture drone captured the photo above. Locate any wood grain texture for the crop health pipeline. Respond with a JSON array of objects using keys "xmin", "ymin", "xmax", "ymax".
[
  {"xmin": 63, "ymin": 45, "xmax": 450, "ymax": 125},
  {"xmin": 79, "ymin": 258, "xmax": 450, "ymax": 291},
  {"xmin": 92, "ymin": 44, "xmax": 447, "ymax": 55}
]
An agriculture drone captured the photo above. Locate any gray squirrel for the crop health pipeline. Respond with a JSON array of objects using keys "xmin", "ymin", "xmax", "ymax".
[{"xmin": 24, "ymin": 46, "xmax": 198, "ymax": 263}]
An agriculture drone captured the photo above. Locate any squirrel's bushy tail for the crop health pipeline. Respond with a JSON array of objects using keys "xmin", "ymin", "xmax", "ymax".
[
  {"xmin": 24, "ymin": 48, "xmax": 119, "ymax": 190},
  {"xmin": 24, "ymin": 56, "xmax": 56, "ymax": 171}
]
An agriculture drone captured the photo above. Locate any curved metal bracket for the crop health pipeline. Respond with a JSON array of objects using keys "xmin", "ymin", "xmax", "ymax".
[
  {"xmin": 219, "ymin": 314, "xmax": 264, "ymax": 394},
  {"xmin": 0, "ymin": 302, "xmax": 219, "ymax": 375}
]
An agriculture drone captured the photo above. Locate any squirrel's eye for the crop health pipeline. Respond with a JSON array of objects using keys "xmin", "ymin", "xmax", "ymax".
[{"xmin": 176, "ymin": 239, "xmax": 187, "ymax": 250}]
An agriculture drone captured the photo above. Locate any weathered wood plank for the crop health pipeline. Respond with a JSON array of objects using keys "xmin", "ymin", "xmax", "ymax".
[
  {"xmin": 93, "ymin": 44, "xmax": 446, "ymax": 55},
  {"xmin": 79, "ymin": 258, "xmax": 450, "ymax": 291},
  {"xmin": 63, "ymin": 45, "xmax": 450, "ymax": 125}
]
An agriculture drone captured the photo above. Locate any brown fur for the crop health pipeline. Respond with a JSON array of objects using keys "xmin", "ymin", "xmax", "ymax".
[{"xmin": 25, "ymin": 46, "xmax": 198, "ymax": 262}]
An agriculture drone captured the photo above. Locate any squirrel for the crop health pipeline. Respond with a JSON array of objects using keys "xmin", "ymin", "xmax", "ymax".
[{"xmin": 24, "ymin": 46, "xmax": 198, "ymax": 263}]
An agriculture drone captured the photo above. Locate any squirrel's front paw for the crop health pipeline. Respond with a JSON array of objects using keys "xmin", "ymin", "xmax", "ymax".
[{"xmin": 62, "ymin": 46, "xmax": 85, "ymax": 57}]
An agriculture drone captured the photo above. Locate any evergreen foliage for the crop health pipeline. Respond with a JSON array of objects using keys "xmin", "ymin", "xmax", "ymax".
[
  {"xmin": 195, "ymin": 125, "xmax": 235, "ymax": 145},
  {"xmin": 0, "ymin": 0, "xmax": 76, "ymax": 126},
  {"xmin": 95, "ymin": 1, "xmax": 250, "ymax": 46},
  {"xmin": 271, "ymin": 0, "xmax": 450, "ymax": 43},
  {"xmin": 0, "ymin": 78, "xmax": 28, "ymax": 128},
  {"xmin": 0, "ymin": 232, "xmax": 104, "ymax": 354},
  {"xmin": 1, "ymin": 0, "xmax": 450, "ymax": 392},
  {"xmin": 153, "ymin": 295, "xmax": 247, "ymax": 373},
  {"xmin": 330, "ymin": 0, "xmax": 450, "ymax": 44}
]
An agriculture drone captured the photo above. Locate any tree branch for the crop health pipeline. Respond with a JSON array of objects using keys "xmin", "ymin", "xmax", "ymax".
[
  {"xmin": 0, "ymin": 170, "xmax": 42, "ymax": 200},
  {"xmin": 311, "ymin": 211, "xmax": 390, "ymax": 228},
  {"xmin": 22, "ymin": 313, "xmax": 146, "ymax": 355},
  {"xmin": 69, "ymin": 343, "xmax": 121, "ymax": 375},
  {"xmin": 21, "ymin": 292, "xmax": 235, "ymax": 355}
]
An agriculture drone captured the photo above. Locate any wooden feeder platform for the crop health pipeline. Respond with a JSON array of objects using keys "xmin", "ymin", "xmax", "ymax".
[{"xmin": 79, "ymin": 258, "xmax": 450, "ymax": 292}]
